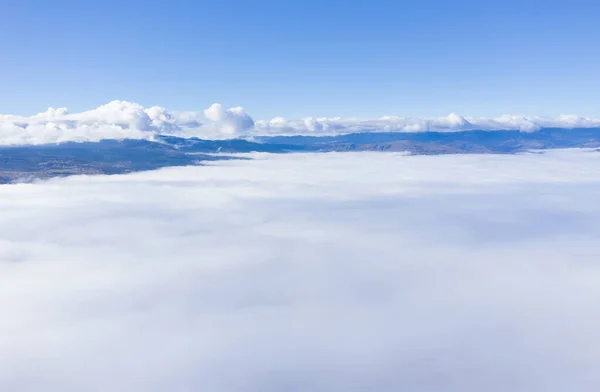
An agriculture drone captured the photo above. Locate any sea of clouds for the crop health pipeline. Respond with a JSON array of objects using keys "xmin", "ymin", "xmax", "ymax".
[
  {"xmin": 1, "ymin": 150, "xmax": 600, "ymax": 391},
  {"xmin": 2, "ymin": 100, "xmax": 600, "ymax": 145}
]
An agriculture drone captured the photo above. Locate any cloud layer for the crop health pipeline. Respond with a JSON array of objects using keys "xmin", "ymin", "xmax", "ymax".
[
  {"xmin": 2, "ymin": 100, "xmax": 600, "ymax": 145},
  {"xmin": 2, "ymin": 150, "xmax": 600, "ymax": 391},
  {"xmin": 255, "ymin": 113, "xmax": 600, "ymax": 135}
]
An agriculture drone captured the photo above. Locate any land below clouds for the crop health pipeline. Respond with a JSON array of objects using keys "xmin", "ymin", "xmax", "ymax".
[{"xmin": 2, "ymin": 127, "xmax": 600, "ymax": 183}]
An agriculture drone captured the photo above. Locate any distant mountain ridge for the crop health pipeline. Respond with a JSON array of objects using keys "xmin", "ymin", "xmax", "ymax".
[
  {"xmin": 256, "ymin": 127, "xmax": 600, "ymax": 153},
  {"xmin": 2, "ymin": 128, "xmax": 600, "ymax": 183}
]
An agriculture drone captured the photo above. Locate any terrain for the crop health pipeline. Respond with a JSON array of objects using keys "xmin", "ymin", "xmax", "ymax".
[{"xmin": 2, "ymin": 127, "xmax": 600, "ymax": 183}]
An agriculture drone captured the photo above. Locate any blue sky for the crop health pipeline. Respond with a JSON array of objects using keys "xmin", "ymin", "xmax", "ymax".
[{"xmin": 1, "ymin": 0, "xmax": 599, "ymax": 119}]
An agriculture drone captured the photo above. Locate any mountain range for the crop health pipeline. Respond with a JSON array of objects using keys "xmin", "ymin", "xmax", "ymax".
[{"xmin": 2, "ymin": 127, "xmax": 600, "ymax": 183}]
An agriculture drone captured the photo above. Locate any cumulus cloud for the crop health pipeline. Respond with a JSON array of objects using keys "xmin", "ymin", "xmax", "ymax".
[
  {"xmin": 254, "ymin": 113, "xmax": 600, "ymax": 135},
  {"xmin": 202, "ymin": 103, "xmax": 255, "ymax": 137},
  {"xmin": 2, "ymin": 100, "xmax": 600, "ymax": 145},
  {"xmin": 0, "ymin": 101, "xmax": 258, "ymax": 145},
  {"xmin": 2, "ymin": 150, "xmax": 600, "ymax": 391},
  {"xmin": 0, "ymin": 100, "xmax": 174, "ymax": 145}
]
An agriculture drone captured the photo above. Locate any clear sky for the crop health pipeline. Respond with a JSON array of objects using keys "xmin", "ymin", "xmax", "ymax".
[{"xmin": 0, "ymin": 0, "xmax": 599, "ymax": 119}]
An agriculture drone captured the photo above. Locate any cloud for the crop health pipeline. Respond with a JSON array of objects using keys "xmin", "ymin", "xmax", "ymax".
[
  {"xmin": 254, "ymin": 113, "xmax": 600, "ymax": 135},
  {"xmin": 2, "ymin": 100, "xmax": 600, "ymax": 145},
  {"xmin": 203, "ymin": 103, "xmax": 255, "ymax": 136},
  {"xmin": 2, "ymin": 150, "xmax": 600, "ymax": 391},
  {"xmin": 0, "ymin": 101, "xmax": 256, "ymax": 145},
  {"xmin": 0, "ymin": 100, "xmax": 166, "ymax": 145}
]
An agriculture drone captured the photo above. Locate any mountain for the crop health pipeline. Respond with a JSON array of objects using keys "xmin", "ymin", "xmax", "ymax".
[
  {"xmin": 2, "ymin": 128, "xmax": 600, "ymax": 183},
  {"xmin": 257, "ymin": 128, "xmax": 600, "ymax": 152}
]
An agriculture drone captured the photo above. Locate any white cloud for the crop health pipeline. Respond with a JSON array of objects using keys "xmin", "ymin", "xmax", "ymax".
[
  {"xmin": 0, "ymin": 101, "xmax": 162, "ymax": 145},
  {"xmin": 2, "ymin": 150, "xmax": 600, "ymax": 390},
  {"xmin": 2, "ymin": 100, "xmax": 600, "ymax": 145},
  {"xmin": 254, "ymin": 113, "xmax": 600, "ymax": 135},
  {"xmin": 203, "ymin": 103, "xmax": 255, "ymax": 137}
]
